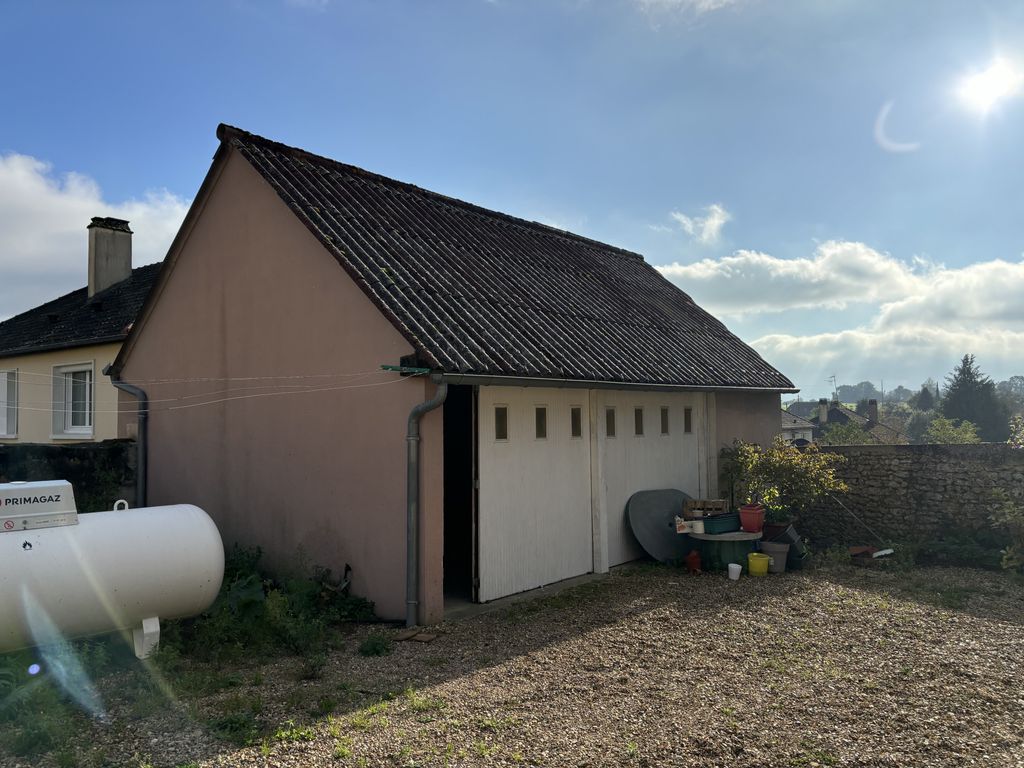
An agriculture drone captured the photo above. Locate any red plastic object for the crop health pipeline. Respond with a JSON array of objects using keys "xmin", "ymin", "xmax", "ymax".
[
  {"xmin": 739, "ymin": 503, "xmax": 765, "ymax": 533},
  {"xmin": 686, "ymin": 549, "xmax": 702, "ymax": 574}
]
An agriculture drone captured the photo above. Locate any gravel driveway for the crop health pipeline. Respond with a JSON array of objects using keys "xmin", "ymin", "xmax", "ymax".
[{"xmin": 10, "ymin": 563, "xmax": 1024, "ymax": 768}]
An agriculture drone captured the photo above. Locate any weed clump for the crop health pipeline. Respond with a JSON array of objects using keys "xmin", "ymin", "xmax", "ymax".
[
  {"xmin": 358, "ymin": 634, "xmax": 392, "ymax": 657},
  {"xmin": 158, "ymin": 545, "xmax": 376, "ymax": 664}
]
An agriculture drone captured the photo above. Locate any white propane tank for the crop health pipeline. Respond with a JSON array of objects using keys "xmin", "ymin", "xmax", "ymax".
[{"xmin": 0, "ymin": 481, "xmax": 224, "ymax": 659}]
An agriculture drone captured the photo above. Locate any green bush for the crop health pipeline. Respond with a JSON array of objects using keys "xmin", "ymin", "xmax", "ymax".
[
  {"xmin": 161, "ymin": 546, "xmax": 375, "ymax": 663},
  {"xmin": 720, "ymin": 438, "xmax": 849, "ymax": 523}
]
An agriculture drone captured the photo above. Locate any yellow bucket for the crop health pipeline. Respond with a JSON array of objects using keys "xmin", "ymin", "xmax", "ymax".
[{"xmin": 747, "ymin": 552, "xmax": 770, "ymax": 577}]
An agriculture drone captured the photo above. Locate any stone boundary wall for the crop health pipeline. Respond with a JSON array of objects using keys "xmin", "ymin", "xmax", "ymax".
[
  {"xmin": 802, "ymin": 443, "xmax": 1023, "ymax": 546},
  {"xmin": 0, "ymin": 439, "xmax": 136, "ymax": 513}
]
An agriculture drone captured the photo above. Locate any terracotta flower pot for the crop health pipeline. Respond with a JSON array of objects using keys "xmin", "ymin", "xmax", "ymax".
[{"xmin": 739, "ymin": 503, "xmax": 765, "ymax": 533}]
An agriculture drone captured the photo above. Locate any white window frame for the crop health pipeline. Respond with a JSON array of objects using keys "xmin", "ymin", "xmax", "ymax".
[
  {"xmin": 52, "ymin": 362, "xmax": 95, "ymax": 439},
  {"xmin": 0, "ymin": 369, "xmax": 17, "ymax": 438}
]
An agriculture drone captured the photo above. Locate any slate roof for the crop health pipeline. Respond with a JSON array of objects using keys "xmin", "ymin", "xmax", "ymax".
[
  {"xmin": 0, "ymin": 263, "xmax": 162, "ymax": 358},
  {"xmin": 221, "ymin": 124, "xmax": 795, "ymax": 390},
  {"xmin": 781, "ymin": 410, "xmax": 815, "ymax": 430}
]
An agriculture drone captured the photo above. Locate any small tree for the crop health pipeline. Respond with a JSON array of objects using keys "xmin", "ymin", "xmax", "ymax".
[
  {"xmin": 942, "ymin": 354, "xmax": 1010, "ymax": 441},
  {"xmin": 924, "ymin": 416, "xmax": 981, "ymax": 444},
  {"xmin": 910, "ymin": 384, "xmax": 935, "ymax": 412},
  {"xmin": 720, "ymin": 438, "xmax": 848, "ymax": 523},
  {"xmin": 821, "ymin": 421, "xmax": 871, "ymax": 445}
]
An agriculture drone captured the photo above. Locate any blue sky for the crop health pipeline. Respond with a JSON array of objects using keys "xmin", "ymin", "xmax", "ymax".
[{"xmin": 2, "ymin": 0, "xmax": 1023, "ymax": 398}]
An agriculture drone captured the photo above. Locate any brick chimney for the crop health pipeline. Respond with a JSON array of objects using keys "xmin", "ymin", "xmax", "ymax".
[
  {"xmin": 88, "ymin": 217, "xmax": 132, "ymax": 298},
  {"xmin": 867, "ymin": 398, "xmax": 879, "ymax": 423},
  {"xmin": 818, "ymin": 398, "xmax": 829, "ymax": 424}
]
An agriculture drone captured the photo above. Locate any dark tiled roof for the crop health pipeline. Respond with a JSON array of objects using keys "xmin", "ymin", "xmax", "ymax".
[
  {"xmin": 221, "ymin": 125, "xmax": 795, "ymax": 390},
  {"xmin": 786, "ymin": 401, "xmax": 819, "ymax": 419},
  {"xmin": 0, "ymin": 263, "xmax": 161, "ymax": 358}
]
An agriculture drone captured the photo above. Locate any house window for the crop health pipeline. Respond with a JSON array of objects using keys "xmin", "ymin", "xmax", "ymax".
[
  {"xmin": 535, "ymin": 406, "xmax": 547, "ymax": 439},
  {"xmin": 53, "ymin": 364, "xmax": 94, "ymax": 437},
  {"xmin": 495, "ymin": 405, "xmax": 508, "ymax": 441},
  {"xmin": 660, "ymin": 406, "xmax": 669, "ymax": 436},
  {"xmin": 570, "ymin": 406, "xmax": 582, "ymax": 438},
  {"xmin": 684, "ymin": 407, "xmax": 693, "ymax": 434},
  {"xmin": 0, "ymin": 370, "xmax": 16, "ymax": 438},
  {"xmin": 605, "ymin": 407, "xmax": 616, "ymax": 438},
  {"xmin": 634, "ymin": 407, "xmax": 644, "ymax": 436}
]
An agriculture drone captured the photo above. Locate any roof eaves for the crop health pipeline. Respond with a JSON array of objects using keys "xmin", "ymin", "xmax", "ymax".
[{"xmin": 0, "ymin": 334, "xmax": 128, "ymax": 359}]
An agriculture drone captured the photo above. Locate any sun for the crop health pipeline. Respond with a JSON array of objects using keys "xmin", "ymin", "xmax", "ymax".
[{"xmin": 956, "ymin": 57, "xmax": 1024, "ymax": 113}]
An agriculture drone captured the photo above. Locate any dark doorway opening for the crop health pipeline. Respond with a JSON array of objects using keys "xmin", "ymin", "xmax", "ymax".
[{"xmin": 443, "ymin": 384, "xmax": 475, "ymax": 601}]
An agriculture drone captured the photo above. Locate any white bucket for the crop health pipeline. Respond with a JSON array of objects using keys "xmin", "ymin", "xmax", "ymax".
[{"xmin": 728, "ymin": 563, "xmax": 742, "ymax": 580}]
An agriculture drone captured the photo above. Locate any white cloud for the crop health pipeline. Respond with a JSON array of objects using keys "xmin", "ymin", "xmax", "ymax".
[
  {"xmin": 0, "ymin": 153, "xmax": 189, "ymax": 316},
  {"xmin": 659, "ymin": 240, "xmax": 928, "ymax": 315},
  {"xmin": 634, "ymin": 0, "xmax": 742, "ymax": 15},
  {"xmin": 657, "ymin": 240, "xmax": 1024, "ymax": 391},
  {"xmin": 669, "ymin": 202, "xmax": 731, "ymax": 245}
]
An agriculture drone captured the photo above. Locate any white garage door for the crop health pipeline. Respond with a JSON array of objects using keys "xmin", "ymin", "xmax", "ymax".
[
  {"xmin": 477, "ymin": 386, "xmax": 594, "ymax": 602},
  {"xmin": 596, "ymin": 391, "xmax": 706, "ymax": 567}
]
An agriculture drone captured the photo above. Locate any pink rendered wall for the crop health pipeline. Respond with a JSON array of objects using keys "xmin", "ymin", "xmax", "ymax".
[
  {"xmin": 119, "ymin": 150, "xmax": 444, "ymax": 622},
  {"xmin": 715, "ymin": 390, "xmax": 782, "ymax": 450}
]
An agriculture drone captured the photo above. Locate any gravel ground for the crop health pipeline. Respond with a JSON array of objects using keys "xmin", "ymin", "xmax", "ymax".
[{"xmin": 8, "ymin": 563, "xmax": 1024, "ymax": 768}]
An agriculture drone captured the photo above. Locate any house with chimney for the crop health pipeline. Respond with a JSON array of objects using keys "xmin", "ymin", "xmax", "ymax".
[
  {"xmin": 109, "ymin": 125, "xmax": 796, "ymax": 623},
  {"xmin": 809, "ymin": 398, "xmax": 906, "ymax": 444},
  {"xmin": 0, "ymin": 218, "xmax": 159, "ymax": 444}
]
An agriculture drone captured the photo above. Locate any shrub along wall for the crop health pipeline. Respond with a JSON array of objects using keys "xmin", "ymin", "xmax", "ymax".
[
  {"xmin": 802, "ymin": 444, "xmax": 1024, "ymax": 556},
  {"xmin": 0, "ymin": 439, "xmax": 136, "ymax": 512}
]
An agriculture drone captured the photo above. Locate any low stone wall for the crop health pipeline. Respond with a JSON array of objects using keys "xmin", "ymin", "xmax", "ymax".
[
  {"xmin": 0, "ymin": 440, "xmax": 136, "ymax": 513},
  {"xmin": 802, "ymin": 444, "xmax": 1023, "ymax": 547}
]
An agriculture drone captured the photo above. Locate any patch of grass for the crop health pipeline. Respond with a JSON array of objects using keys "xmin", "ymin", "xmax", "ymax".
[
  {"xmin": 334, "ymin": 737, "xmax": 354, "ymax": 759},
  {"xmin": 274, "ymin": 719, "xmax": 316, "ymax": 743},
  {"xmin": 358, "ymin": 634, "xmax": 392, "ymax": 657},
  {"xmin": 299, "ymin": 651, "xmax": 328, "ymax": 680},
  {"xmin": 311, "ymin": 694, "xmax": 340, "ymax": 718},
  {"xmin": 405, "ymin": 688, "xmax": 445, "ymax": 712},
  {"xmin": 206, "ymin": 693, "xmax": 264, "ymax": 746},
  {"xmin": 473, "ymin": 740, "xmax": 498, "ymax": 757},
  {"xmin": 478, "ymin": 715, "xmax": 516, "ymax": 731},
  {"xmin": 625, "ymin": 741, "xmax": 640, "ymax": 758}
]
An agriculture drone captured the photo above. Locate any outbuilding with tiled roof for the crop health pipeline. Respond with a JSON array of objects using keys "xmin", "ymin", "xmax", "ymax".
[{"xmin": 111, "ymin": 125, "xmax": 796, "ymax": 623}]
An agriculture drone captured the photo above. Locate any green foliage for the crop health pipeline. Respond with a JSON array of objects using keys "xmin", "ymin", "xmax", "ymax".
[
  {"xmin": 942, "ymin": 354, "xmax": 1010, "ymax": 442},
  {"xmin": 905, "ymin": 409, "xmax": 936, "ymax": 444},
  {"xmin": 274, "ymin": 719, "xmax": 315, "ymax": 742},
  {"xmin": 1008, "ymin": 415, "xmax": 1024, "ymax": 450},
  {"xmin": 160, "ymin": 546, "xmax": 375, "ymax": 664},
  {"xmin": 909, "ymin": 383, "xmax": 936, "ymax": 412},
  {"xmin": 357, "ymin": 634, "xmax": 393, "ymax": 657},
  {"xmin": 206, "ymin": 693, "xmax": 264, "ymax": 745},
  {"xmin": 821, "ymin": 421, "xmax": 871, "ymax": 445},
  {"xmin": 990, "ymin": 491, "xmax": 1024, "ymax": 573},
  {"xmin": 720, "ymin": 438, "xmax": 848, "ymax": 523},
  {"xmin": 923, "ymin": 416, "xmax": 981, "ymax": 444}
]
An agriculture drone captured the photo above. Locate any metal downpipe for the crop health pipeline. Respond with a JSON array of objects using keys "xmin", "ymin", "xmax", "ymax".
[
  {"xmin": 104, "ymin": 365, "xmax": 148, "ymax": 508},
  {"xmin": 406, "ymin": 379, "xmax": 448, "ymax": 628}
]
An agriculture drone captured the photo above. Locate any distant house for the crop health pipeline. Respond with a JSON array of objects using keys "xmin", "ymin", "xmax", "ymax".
[
  {"xmin": 810, "ymin": 398, "xmax": 906, "ymax": 444},
  {"xmin": 781, "ymin": 410, "xmax": 814, "ymax": 446},
  {"xmin": 0, "ymin": 219, "xmax": 158, "ymax": 444},
  {"xmin": 109, "ymin": 125, "xmax": 796, "ymax": 622}
]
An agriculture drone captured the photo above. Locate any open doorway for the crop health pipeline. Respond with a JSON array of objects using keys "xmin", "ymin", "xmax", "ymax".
[{"xmin": 443, "ymin": 384, "xmax": 476, "ymax": 602}]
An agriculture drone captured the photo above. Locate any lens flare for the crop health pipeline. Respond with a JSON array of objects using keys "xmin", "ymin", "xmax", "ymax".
[
  {"xmin": 27, "ymin": 663, "xmax": 40, "ymax": 676},
  {"xmin": 21, "ymin": 586, "xmax": 107, "ymax": 720},
  {"xmin": 956, "ymin": 57, "xmax": 1024, "ymax": 113}
]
